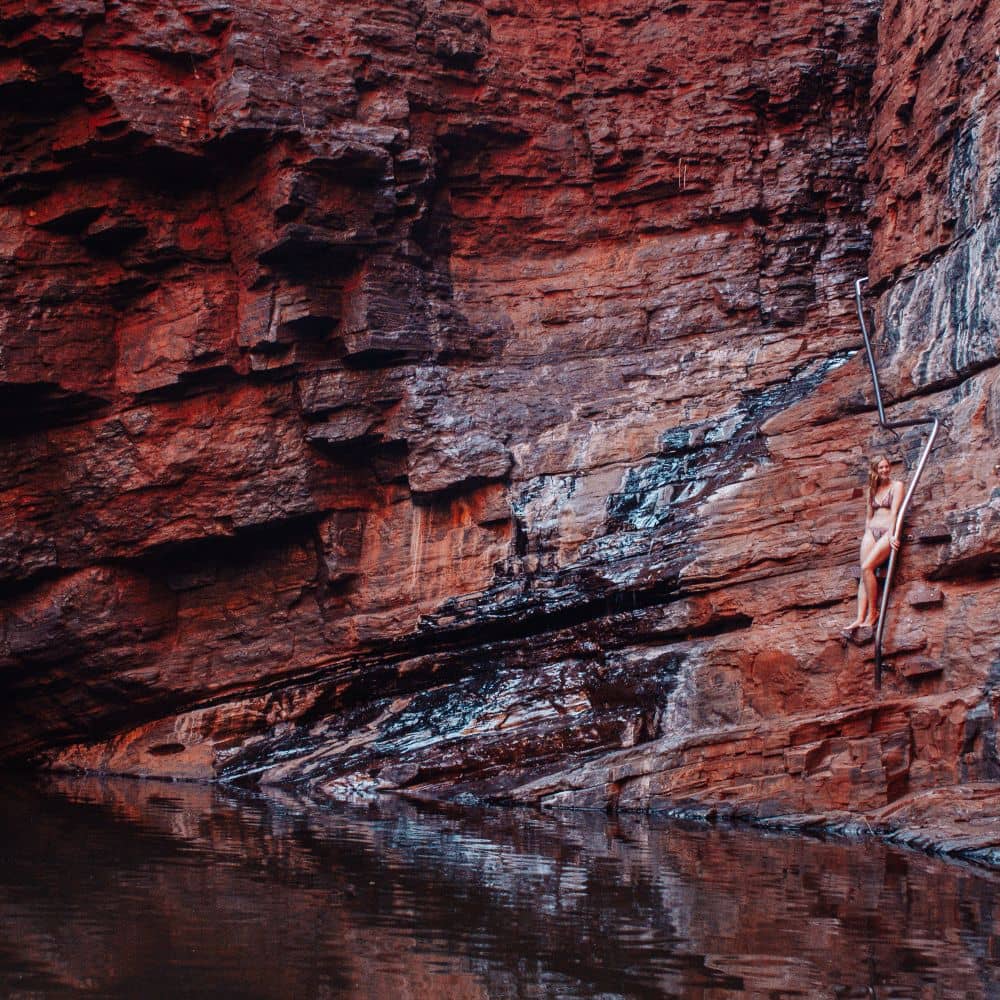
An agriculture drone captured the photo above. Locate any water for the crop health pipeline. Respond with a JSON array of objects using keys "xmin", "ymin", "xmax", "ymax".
[{"xmin": 0, "ymin": 777, "xmax": 997, "ymax": 999}]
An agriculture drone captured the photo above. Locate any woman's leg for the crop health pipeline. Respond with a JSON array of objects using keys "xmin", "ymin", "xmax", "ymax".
[
  {"xmin": 853, "ymin": 578, "xmax": 867, "ymax": 626},
  {"xmin": 849, "ymin": 532, "xmax": 876, "ymax": 627},
  {"xmin": 861, "ymin": 534, "xmax": 893, "ymax": 626}
]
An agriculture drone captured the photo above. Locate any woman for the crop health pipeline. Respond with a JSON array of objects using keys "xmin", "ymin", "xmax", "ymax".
[{"xmin": 847, "ymin": 455, "xmax": 904, "ymax": 630}]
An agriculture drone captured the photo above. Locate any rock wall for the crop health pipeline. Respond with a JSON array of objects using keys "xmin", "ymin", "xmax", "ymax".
[{"xmin": 1, "ymin": 0, "xmax": 998, "ymax": 832}]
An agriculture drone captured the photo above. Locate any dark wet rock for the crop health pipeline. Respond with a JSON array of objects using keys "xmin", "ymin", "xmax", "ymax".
[{"xmin": 0, "ymin": 0, "xmax": 998, "ymax": 857}]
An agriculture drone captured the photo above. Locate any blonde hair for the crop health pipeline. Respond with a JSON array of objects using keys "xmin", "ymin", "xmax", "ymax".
[{"xmin": 867, "ymin": 455, "xmax": 890, "ymax": 513}]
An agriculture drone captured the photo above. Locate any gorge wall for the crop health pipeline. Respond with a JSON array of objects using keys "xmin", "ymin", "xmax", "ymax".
[{"xmin": 1, "ymin": 0, "xmax": 998, "ymax": 851}]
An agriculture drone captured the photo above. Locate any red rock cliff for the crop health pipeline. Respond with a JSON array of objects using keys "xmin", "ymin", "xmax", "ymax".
[{"xmin": 1, "ymin": 0, "xmax": 998, "ymax": 851}]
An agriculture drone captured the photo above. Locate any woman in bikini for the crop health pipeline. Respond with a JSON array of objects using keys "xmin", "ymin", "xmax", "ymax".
[{"xmin": 847, "ymin": 455, "xmax": 903, "ymax": 630}]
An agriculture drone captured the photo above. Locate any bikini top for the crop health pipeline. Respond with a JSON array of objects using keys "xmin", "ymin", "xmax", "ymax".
[{"xmin": 871, "ymin": 488, "xmax": 894, "ymax": 510}]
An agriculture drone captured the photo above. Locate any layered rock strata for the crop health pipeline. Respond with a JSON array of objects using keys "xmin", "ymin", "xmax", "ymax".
[{"xmin": 1, "ymin": 0, "xmax": 998, "ymax": 845}]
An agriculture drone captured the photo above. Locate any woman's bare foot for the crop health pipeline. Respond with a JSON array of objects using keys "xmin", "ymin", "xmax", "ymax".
[
  {"xmin": 844, "ymin": 619, "xmax": 864, "ymax": 632},
  {"xmin": 863, "ymin": 615, "xmax": 878, "ymax": 628}
]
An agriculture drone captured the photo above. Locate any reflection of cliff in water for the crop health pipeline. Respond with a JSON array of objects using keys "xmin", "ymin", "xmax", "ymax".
[{"xmin": 2, "ymin": 776, "xmax": 999, "ymax": 998}]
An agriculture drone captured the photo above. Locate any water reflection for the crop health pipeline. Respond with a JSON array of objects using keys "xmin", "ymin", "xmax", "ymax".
[{"xmin": 0, "ymin": 776, "xmax": 997, "ymax": 998}]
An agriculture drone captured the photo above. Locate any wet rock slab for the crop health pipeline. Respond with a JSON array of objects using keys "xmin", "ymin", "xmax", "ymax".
[{"xmin": 0, "ymin": 0, "xmax": 998, "ymax": 851}]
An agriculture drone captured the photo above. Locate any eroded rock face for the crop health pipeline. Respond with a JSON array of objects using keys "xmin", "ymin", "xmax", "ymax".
[{"xmin": 1, "ymin": 0, "xmax": 998, "ymax": 835}]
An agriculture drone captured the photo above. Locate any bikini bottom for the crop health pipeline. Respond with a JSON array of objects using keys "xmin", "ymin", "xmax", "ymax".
[{"xmin": 869, "ymin": 526, "xmax": 887, "ymax": 542}]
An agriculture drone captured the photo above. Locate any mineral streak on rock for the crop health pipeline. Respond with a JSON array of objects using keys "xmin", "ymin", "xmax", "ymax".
[{"xmin": 1, "ymin": 0, "xmax": 999, "ymax": 847}]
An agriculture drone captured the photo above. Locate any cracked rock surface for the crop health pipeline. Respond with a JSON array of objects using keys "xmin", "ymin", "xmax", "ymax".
[{"xmin": 1, "ymin": 0, "xmax": 998, "ymax": 856}]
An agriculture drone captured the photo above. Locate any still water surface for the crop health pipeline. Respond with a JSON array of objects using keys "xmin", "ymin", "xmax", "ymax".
[{"xmin": 0, "ymin": 776, "xmax": 998, "ymax": 998}]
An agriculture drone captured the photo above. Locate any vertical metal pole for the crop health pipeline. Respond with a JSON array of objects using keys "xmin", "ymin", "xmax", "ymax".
[{"xmin": 855, "ymin": 278, "xmax": 886, "ymax": 424}]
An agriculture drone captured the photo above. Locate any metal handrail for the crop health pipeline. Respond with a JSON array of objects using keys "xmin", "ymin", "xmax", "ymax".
[{"xmin": 854, "ymin": 277, "xmax": 940, "ymax": 688}]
